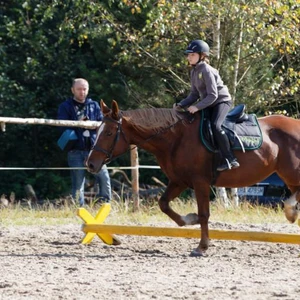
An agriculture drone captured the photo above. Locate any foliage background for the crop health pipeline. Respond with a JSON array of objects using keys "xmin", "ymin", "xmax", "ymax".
[{"xmin": 0, "ymin": 0, "xmax": 299, "ymax": 200}]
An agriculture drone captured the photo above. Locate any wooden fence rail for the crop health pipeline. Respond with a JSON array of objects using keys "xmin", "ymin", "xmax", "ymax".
[{"xmin": 0, "ymin": 117, "xmax": 100, "ymax": 131}]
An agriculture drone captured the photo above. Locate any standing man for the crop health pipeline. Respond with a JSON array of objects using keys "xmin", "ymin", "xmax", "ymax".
[{"xmin": 57, "ymin": 78, "xmax": 111, "ymax": 206}]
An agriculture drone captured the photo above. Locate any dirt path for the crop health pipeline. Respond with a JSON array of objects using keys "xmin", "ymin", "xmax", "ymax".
[{"xmin": 0, "ymin": 222, "xmax": 300, "ymax": 300}]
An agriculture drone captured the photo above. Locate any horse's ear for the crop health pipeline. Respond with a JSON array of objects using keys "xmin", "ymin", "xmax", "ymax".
[
  {"xmin": 101, "ymin": 100, "xmax": 110, "ymax": 115},
  {"xmin": 111, "ymin": 100, "xmax": 120, "ymax": 120}
]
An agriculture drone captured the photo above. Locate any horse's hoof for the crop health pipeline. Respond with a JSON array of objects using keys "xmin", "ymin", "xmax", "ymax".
[
  {"xmin": 189, "ymin": 249, "xmax": 204, "ymax": 257},
  {"xmin": 284, "ymin": 206, "xmax": 298, "ymax": 223},
  {"xmin": 182, "ymin": 213, "xmax": 199, "ymax": 225},
  {"xmin": 284, "ymin": 196, "xmax": 298, "ymax": 223}
]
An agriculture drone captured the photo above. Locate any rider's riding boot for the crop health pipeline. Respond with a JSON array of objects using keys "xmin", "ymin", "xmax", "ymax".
[
  {"xmin": 230, "ymin": 159, "xmax": 240, "ymax": 169},
  {"xmin": 217, "ymin": 157, "xmax": 240, "ymax": 172},
  {"xmin": 214, "ymin": 130, "xmax": 240, "ymax": 172}
]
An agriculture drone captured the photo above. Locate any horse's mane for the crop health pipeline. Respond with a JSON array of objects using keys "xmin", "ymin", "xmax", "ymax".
[{"xmin": 121, "ymin": 108, "xmax": 185, "ymax": 133}]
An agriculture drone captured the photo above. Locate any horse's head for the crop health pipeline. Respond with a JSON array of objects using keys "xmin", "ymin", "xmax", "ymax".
[{"xmin": 86, "ymin": 100, "xmax": 129, "ymax": 174}]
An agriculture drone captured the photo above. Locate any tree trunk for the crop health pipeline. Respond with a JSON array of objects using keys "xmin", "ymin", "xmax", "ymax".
[
  {"xmin": 230, "ymin": 20, "xmax": 244, "ymax": 207},
  {"xmin": 214, "ymin": 14, "xmax": 230, "ymax": 208},
  {"xmin": 130, "ymin": 146, "xmax": 140, "ymax": 211}
]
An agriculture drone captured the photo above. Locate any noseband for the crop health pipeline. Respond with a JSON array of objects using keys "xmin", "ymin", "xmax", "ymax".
[{"xmin": 91, "ymin": 116, "xmax": 126, "ymax": 164}]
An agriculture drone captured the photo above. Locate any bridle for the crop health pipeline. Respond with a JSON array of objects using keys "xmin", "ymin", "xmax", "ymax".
[
  {"xmin": 91, "ymin": 111, "xmax": 193, "ymax": 165},
  {"xmin": 91, "ymin": 116, "xmax": 128, "ymax": 164}
]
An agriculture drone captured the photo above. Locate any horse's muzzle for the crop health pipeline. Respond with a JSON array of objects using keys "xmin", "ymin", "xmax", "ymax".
[
  {"xmin": 85, "ymin": 159, "xmax": 103, "ymax": 174},
  {"xmin": 86, "ymin": 162, "xmax": 96, "ymax": 174}
]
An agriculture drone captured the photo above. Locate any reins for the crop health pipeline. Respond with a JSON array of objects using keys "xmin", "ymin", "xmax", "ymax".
[
  {"xmin": 129, "ymin": 115, "xmax": 186, "ymax": 149},
  {"xmin": 128, "ymin": 110, "xmax": 195, "ymax": 150},
  {"xmin": 92, "ymin": 110, "xmax": 194, "ymax": 164}
]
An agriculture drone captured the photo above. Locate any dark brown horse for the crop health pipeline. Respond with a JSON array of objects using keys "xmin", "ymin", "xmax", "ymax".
[{"xmin": 86, "ymin": 100, "xmax": 300, "ymax": 256}]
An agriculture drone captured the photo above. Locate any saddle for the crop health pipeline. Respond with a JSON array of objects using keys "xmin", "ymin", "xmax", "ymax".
[{"xmin": 200, "ymin": 104, "xmax": 263, "ymax": 153}]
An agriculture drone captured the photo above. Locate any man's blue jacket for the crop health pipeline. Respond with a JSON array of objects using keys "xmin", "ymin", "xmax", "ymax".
[{"xmin": 57, "ymin": 97, "xmax": 103, "ymax": 151}]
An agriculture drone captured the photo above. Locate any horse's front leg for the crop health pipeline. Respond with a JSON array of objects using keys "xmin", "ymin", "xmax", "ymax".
[
  {"xmin": 158, "ymin": 181, "xmax": 188, "ymax": 226},
  {"xmin": 190, "ymin": 184, "xmax": 211, "ymax": 257}
]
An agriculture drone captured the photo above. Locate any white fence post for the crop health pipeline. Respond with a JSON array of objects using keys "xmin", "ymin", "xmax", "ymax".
[{"xmin": 216, "ymin": 187, "xmax": 230, "ymax": 208}]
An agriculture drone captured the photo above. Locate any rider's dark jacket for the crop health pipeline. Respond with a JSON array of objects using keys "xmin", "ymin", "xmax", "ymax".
[
  {"xmin": 179, "ymin": 61, "xmax": 231, "ymax": 110},
  {"xmin": 57, "ymin": 97, "xmax": 103, "ymax": 151}
]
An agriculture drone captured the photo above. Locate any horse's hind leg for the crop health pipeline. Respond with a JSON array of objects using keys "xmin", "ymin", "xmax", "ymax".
[{"xmin": 284, "ymin": 186, "xmax": 300, "ymax": 223}]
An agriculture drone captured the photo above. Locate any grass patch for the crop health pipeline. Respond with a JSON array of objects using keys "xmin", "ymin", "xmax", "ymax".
[{"xmin": 0, "ymin": 197, "xmax": 288, "ymax": 227}]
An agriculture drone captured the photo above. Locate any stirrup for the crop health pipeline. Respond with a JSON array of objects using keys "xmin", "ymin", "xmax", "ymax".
[
  {"xmin": 230, "ymin": 159, "xmax": 240, "ymax": 169},
  {"xmin": 217, "ymin": 159, "xmax": 231, "ymax": 172}
]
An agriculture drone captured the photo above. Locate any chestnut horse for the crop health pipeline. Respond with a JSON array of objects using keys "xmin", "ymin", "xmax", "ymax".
[{"xmin": 86, "ymin": 100, "xmax": 300, "ymax": 256}]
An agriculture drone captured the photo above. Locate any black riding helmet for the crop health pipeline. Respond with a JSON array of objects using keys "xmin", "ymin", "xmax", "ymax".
[{"xmin": 184, "ymin": 40, "xmax": 210, "ymax": 56}]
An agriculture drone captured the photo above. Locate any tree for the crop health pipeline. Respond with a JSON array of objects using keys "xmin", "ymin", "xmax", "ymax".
[{"xmin": 0, "ymin": 0, "xmax": 299, "ymax": 200}]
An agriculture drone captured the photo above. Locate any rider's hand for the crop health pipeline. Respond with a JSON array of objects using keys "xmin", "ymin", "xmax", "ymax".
[
  {"xmin": 173, "ymin": 103, "xmax": 184, "ymax": 111},
  {"xmin": 187, "ymin": 106, "xmax": 199, "ymax": 114}
]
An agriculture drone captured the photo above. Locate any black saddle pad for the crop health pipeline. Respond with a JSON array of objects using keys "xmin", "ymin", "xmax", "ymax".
[{"xmin": 200, "ymin": 106, "xmax": 263, "ymax": 153}]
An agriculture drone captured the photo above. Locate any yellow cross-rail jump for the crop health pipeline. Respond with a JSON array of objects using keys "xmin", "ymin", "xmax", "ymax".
[
  {"xmin": 78, "ymin": 204, "xmax": 300, "ymax": 246},
  {"xmin": 77, "ymin": 203, "xmax": 121, "ymax": 245}
]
